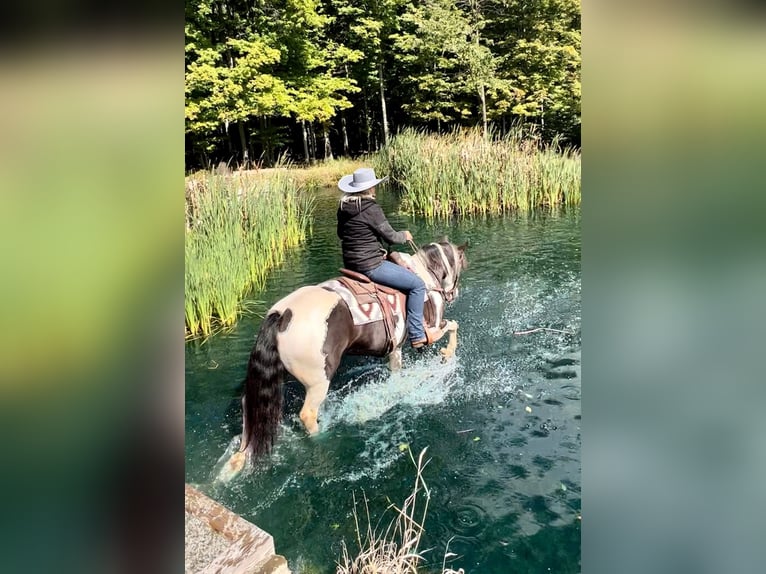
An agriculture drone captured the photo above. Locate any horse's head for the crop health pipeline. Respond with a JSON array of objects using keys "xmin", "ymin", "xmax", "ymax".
[{"xmin": 417, "ymin": 239, "xmax": 468, "ymax": 303}]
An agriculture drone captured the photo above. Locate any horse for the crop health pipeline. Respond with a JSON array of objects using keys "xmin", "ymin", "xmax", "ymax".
[{"xmin": 223, "ymin": 239, "xmax": 467, "ymax": 477}]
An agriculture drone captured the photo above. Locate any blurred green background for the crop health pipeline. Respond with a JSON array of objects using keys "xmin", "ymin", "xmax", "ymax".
[
  {"xmin": 1, "ymin": 3, "xmax": 765, "ymax": 573},
  {"xmin": 0, "ymin": 38, "xmax": 184, "ymax": 574}
]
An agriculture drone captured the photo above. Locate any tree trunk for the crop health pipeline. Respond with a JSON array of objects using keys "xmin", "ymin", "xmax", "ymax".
[
  {"xmin": 301, "ymin": 120, "xmax": 310, "ymax": 164},
  {"xmin": 238, "ymin": 121, "xmax": 249, "ymax": 169},
  {"xmin": 341, "ymin": 65, "xmax": 352, "ymax": 156},
  {"xmin": 471, "ymin": 0, "xmax": 488, "ymax": 139},
  {"xmin": 363, "ymin": 92, "xmax": 371, "ymax": 152},
  {"xmin": 323, "ymin": 125, "xmax": 334, "ymax": 161},
  {"xmin": 341, "ymin": 112, "xmax": 350, "ymax": 156},
  {"xmin": 379, "ymin": 63, "xmax": 389, "ymax": 145},
  {"xmin": 259, "ymin": 115, "xmax": 268, "ymax": 166},
  {"xmin": 225, "ymin": 121, "xmax": 233, "ymax": 157},
  {"xmin": 309, "ymin": 123, "xmax": 317, "ymax": 164}
]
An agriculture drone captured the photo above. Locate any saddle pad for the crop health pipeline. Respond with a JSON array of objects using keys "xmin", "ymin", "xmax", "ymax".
[{"xmin": 319, "ymin": 279, "xmax": 405, "ymax": 332}]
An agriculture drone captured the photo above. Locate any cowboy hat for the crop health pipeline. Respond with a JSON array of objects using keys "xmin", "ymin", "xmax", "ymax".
[{"xmin": 337, "ymin": 167, "xmax": 389, "ymax": 193}]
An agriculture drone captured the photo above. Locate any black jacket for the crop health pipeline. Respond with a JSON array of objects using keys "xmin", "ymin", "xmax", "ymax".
[{"xmin": 337, "ymin": 197, "xmax": 407, "ymax": 271}]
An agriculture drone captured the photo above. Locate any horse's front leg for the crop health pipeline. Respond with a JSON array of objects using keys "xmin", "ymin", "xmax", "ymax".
[
  {"xmin": 423, "ymin": 320, "xmax": 459, "ymax": 360},
  {"xmin": 438, "ymin": 320, "xmax": 459, "ymax": 361}
]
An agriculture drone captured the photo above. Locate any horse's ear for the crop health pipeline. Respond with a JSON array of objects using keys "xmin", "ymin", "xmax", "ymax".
[
  {"xmin": 456, "ymin": 242, "xmax": 468, "ymax": 269},
  {"xmin": 438, "ymin": 235, "xmax": 449, "ymax": 243}
]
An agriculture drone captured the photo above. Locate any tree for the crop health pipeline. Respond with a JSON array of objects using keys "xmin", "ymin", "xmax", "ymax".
[
  {"xmin": 390, "ymin": 0, "xmax": 470, "ymax": 129},
  {"xmin": 391, "ymin": 0, "xmax": 510, "ymax": 137},
  {"xmin": 186, "ymin": 0, "xmax": 362, "ymax": 166},
  {"xmin": 486, "ymin": 0, "xmax": 581, "ymax": 140},
  {"xmin": 185, "ymin": 36, "xmax": 291, "ymax": 165},
  {"xmin": 183, "ymin": 0, "xmax": 581, "ymax": 169}
]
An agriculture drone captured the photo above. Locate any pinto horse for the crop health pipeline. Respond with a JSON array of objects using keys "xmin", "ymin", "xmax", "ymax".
[{"xmin": 223, "ymin": 239, "xmax": 467, "ymax": 476}]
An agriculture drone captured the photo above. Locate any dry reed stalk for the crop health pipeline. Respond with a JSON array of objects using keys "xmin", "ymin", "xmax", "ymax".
[{"xmin": 336, "ymin": 448, "xmax": 464, "ymax": 574}]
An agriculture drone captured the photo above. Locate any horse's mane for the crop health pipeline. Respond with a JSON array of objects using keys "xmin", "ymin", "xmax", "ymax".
[
  {"xmin": 418, "ymin": 241, "xmax": 460, "ymax": 280},
  {"xmin": 418, "ymin": 243, "xmax": 447, "ymax": 280}
]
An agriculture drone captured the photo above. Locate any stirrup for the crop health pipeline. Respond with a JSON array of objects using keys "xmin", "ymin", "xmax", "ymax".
[{"xmin": 411, "ymin": 327, "xmax": 437, "ymax": 349}]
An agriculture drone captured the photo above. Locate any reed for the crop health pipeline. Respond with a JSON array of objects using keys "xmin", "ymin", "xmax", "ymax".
[
  {"xmin": 185, "ymin": 169, "xmax": 314, "ymax": 337},
  {"xmin": 375, "ymin": 128, "xmax": 580, "ymax": 218},
  {"xmin": 336, "ymin": 448, "xmax": 464, "ymax": 574}
]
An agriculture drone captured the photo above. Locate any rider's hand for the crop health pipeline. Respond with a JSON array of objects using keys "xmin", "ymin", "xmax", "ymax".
[{"xmin": 403, "ymin": 230, "xmax": 413, "ymax": 242}]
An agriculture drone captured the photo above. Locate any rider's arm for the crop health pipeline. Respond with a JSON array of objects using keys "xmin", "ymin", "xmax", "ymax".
[{"xmin": 368, "ymin": 204, "xmax": 407, "ymax": 245}]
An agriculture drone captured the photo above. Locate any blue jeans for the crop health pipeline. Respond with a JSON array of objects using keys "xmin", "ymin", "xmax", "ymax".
[{"xmin": 364, "ymin": 260, "xmax": 426, "ymax": 343}]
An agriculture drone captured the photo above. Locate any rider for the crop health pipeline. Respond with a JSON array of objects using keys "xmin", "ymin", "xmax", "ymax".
[{"xmin": 337, "ymin": 167, "xmax": 429, "ymax": 349}]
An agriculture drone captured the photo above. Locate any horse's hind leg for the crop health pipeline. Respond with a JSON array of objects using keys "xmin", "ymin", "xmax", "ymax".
[
  {"xmin": 388, "ymin": 348, "xmax": 403, "ymax": 372},
  {"xmin": 298, "ymin": 372, "xmax": 330, "ymax": 435},
  {"xmin": 277, "ymin": 296, "xmax": 350, "ymax": 436},
  {"xmin": 297, "ymin": 335, "xmax": 349, "ymax": 435}
]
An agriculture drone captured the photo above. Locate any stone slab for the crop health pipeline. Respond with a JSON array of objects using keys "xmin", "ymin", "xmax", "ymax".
[{"xmin": 185, "ymin": 484, "xmax": 291, "ymax": 574}]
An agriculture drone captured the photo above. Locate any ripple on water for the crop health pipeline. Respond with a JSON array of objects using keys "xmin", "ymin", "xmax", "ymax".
[{"xmin": 450, "ymin": 502, "xmax": 491, "ymax": 537}]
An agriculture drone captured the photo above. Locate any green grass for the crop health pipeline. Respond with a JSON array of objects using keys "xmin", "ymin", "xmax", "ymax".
[
  {"xmin": 185, "ymin": 169, "xmax": 314, "ymax": 337},
  {"xmin": 375, "ymin": 127, "xmax": 581, "ymax": 218}
]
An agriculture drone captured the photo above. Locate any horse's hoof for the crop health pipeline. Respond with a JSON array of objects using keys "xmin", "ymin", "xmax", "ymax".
[
  {"xmin": 218, "ymin": 450, "xmax": 247, "ymax": 483},
  {"xmin": 230, "ymin": 451, "xmax": 246, "ymax": 470}
]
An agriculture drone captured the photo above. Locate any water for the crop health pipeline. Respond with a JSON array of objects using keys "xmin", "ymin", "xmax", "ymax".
[{"xmin": 185, "ymin": 187, "xmax": 581, "ymax": 573}]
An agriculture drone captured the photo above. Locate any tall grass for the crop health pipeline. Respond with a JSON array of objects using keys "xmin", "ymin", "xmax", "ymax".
[
  {"xmin": 185, "ymin": 170, "xmax": 314, "ymax": 337},
  {"xmin": 376, "ymin": 128, "xmax": 580, "ymax": 218}
]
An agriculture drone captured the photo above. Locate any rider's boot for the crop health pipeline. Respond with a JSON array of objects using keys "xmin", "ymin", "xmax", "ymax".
[{"xmin": 411, "ymin": 327, "xmax": 439, "ymax": 350}]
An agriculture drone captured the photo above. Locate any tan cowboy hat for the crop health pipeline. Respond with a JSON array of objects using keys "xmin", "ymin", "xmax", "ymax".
[{"xmin": 337, "ymin": 167, "xmax": 389, "ymax": 193}]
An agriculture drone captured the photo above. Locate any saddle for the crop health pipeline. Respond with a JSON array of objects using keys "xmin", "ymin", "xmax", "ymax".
[
  {"xmin": 336, "ymin": 268, "xmax": 405, "ymax": 355},
  {"xmin": 319, "ymin": 252, "xmax": 421, "ymax": 354}
]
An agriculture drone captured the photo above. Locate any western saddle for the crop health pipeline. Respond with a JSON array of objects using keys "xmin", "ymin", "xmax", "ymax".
[{"xmin": 336, "ymin": 252, "xmax": 415, "ymax": 354}]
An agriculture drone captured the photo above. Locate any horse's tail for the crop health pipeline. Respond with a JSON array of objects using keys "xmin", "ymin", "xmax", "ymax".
[{"xmin": 240, "ymin": 310, "xmax": 290, "ymax": 459}]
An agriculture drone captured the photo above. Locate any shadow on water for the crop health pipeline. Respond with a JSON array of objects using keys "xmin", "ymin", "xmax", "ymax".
[{"xmin": 185, "ymin": 186, "xmax": 580, "ymax": 573}]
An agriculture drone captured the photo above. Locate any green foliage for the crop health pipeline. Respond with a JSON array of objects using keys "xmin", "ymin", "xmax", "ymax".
[
  {"xmin": 185, "ymin": 0, "xmax": 581, "ymax": 166},
  {"xmin": 185, "ymin": 0, "xmax": 364, "ymax": 150},
  {"xmin": 390, "ymin": 0, "xmax": 472, "ymax": 123},
  {"xmin": 489, "ymin": 0, "xmax": 581, "ymax": 136},
  {"xmin": 185, "ymin": 36, "xmax": 288, "ymax": 134}
]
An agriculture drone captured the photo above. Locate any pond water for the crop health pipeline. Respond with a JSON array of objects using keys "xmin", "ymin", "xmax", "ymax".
[{"xmin": 185, "ymin": 187, "xmax": 581, "ymax": 573}]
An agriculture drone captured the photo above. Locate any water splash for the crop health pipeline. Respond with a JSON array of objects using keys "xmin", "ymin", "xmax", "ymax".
[{"xmin": 322, "ymin": 354, "xmax": 461, "ymax": 428}]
